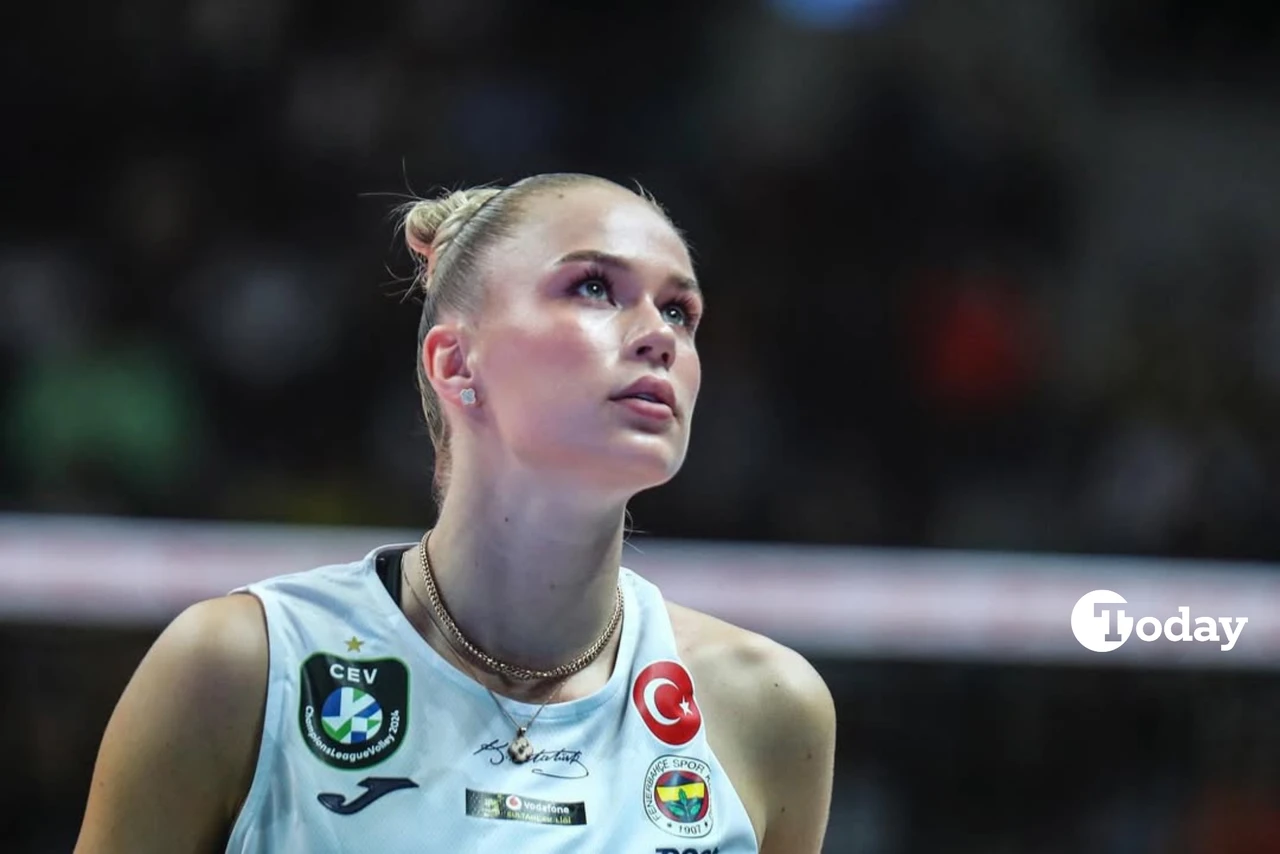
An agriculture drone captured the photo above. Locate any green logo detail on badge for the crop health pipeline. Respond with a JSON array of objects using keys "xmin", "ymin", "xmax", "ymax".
[{"xmin": 298, "ymin": 653, "xmax": 409, "ymax": 770}]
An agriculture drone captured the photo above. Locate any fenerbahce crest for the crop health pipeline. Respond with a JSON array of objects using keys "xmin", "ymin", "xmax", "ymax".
[
  {"xmin": 644, "ymin": 755, "xmax": 714, "ymax": 838},
  {"xmin": 299, "ymin": 653, "xmax": 409, "ymax": 769}
]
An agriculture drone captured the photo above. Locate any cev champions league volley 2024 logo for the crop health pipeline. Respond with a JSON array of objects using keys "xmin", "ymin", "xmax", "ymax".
[
  {"xmin": 1070, "ymin": 590, "xmax": 1248, "ymax": 653},
  {"xmin": 298, "ymin": 654, "xmax": 410, "ymax": 769}
]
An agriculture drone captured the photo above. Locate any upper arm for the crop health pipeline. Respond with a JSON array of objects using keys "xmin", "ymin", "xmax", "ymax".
[
  {"xmin": 668, "ymin": 603, "xmax": 837, "ymax": 854},
  {"xmin": 75, "ymin": 594, "xmax": 269, "ymax": 854},
  {"xmin": 754, "ymin": 646, "xmax": 837, "ymax": 854}
]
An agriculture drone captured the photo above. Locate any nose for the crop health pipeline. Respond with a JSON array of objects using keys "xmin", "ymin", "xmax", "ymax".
[{"xmin": 628, "ymin": 303, "xmax": 677, "ymax": 369}]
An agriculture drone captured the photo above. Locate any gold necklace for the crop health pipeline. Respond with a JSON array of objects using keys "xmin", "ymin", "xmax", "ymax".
[
  {"xmin": 416, "ymin": 529, "xmax": 623, "ymax": 682},
  {"xmin": 401, "ymin": 562, "xmax": 569, "ymax": 763},
  {"xmin": 444, "ymin": 629, "xmax": 569, "ymax": 763}
]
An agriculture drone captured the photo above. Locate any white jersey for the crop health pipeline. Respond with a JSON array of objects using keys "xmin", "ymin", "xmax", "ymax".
[{"xmin": 226, "ymin": 544, "xmax": 759, "ymax": 854}]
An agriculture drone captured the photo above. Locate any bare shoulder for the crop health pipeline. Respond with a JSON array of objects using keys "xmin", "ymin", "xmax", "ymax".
[
  {"xmin": 666, "ymin": 600, "xmax": 835, "ymax": 726},
  {"xmin": 122, "ymin": 593, "xmax": 269, "ymax": 727},
  {"xmin": 151, "ymin": 593, "xmax": 268, "ymax": 681},
  {"xmin": 666, "ymin": 600, "xmax": 836, "ymax": 854},
  {"xmin": 76, "ymin": 594, "xmax": 269, "ymax": 853}
]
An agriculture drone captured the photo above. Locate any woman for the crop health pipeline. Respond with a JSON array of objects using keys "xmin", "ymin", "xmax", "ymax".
[{"xmin": 75, "ymin": 173, "xmax": 836, "ymax": 853}]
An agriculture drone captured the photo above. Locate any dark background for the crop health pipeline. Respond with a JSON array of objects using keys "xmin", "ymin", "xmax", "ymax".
[{"xmin": 2, "ymin": 0, "xmax": 1279, "ymax": 851}]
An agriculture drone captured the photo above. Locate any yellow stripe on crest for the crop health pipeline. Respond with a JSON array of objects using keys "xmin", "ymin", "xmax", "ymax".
[{"xmin": 656, "ymin": 783, "xmax": 706, "ymax": 802}]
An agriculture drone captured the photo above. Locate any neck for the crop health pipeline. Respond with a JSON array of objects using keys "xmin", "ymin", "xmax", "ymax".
[{"xmin": 417, "ymin": 469, "xmax": 628, "ymax": 674}]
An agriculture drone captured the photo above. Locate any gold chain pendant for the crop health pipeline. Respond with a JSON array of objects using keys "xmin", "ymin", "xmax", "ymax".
[{"xmin": 508, "ymin": 727, "xmax": 534, "ymax": 763}]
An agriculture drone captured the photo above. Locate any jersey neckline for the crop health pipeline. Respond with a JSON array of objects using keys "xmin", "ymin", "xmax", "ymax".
[{"xmin": 358, "ymin": 543, "xmax": 641, "ymax": 722}]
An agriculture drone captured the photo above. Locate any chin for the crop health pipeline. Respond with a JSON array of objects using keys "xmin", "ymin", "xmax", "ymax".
[
  {"xmin": 513, "ymin": 429, "xmax": 686, "ymax": 494},
  {"xmin": 578, "ymin": 436, "xmax": 684, "ymax": 494},
  {"xmin": 611, "ymin": 442, "xmax": 684, "ymax": 490}
]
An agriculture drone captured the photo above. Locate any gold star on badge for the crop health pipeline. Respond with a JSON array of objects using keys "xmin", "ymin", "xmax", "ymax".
[{"xmin": 345, "ymin": 636, "xmax": 364, "ymax": 652}]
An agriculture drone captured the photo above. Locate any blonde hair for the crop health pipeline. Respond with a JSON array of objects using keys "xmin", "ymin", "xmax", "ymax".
[{"xmin": 402, "ymin": 173, "xmax": 668, "ymax": 505}]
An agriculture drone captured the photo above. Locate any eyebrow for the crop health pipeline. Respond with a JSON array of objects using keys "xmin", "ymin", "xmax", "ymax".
[{"xmin": 555, "ymin": 249, "xmax": 702, "ymax": 299}]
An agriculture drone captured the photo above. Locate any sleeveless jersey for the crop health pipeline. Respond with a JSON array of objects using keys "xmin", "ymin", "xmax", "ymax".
[{"xmin": 225, "ymin": 544, "xmax": 759, "ymax": 854}]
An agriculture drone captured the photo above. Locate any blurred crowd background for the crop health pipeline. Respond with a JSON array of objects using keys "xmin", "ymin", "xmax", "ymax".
[
  {"xmin": 3, "ymin": 0, "xmax": 1280, "ymax": 851},
  {"xmin": 6, "ymin": 0, "xmax": 1280, "ymax": 559}
]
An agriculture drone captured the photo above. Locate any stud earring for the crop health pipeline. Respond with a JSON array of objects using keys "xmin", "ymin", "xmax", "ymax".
[{"xmin": 460, "ymin": 388, "xmax": 477, "ymax": 407}]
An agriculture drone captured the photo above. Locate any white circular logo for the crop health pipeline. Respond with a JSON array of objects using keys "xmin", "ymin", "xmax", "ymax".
[
  {"xmin": 1071, "ymin": 589, "xmax": 1132, "ymax": 652},
  {"xmin": 505, "ymin": 795, "xmax": 522, "ymax": 810}
]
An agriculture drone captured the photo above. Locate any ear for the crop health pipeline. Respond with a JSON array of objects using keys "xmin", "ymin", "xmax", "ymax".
[{"xmin": 422, "ymin": 322, "xmax": 477, "ymax": 408}]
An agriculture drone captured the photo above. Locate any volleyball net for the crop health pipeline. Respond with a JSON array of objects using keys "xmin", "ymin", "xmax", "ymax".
[{"xmin": 2, "ymin": 512, "xmax": 1277, "ymax": 670}]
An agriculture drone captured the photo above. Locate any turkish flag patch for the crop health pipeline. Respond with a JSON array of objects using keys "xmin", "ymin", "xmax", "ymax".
[{"xmin": 631, "ymin": 660, "xmax": 702, "ymax": 746}]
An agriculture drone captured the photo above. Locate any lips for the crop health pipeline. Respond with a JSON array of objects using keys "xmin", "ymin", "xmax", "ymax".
[{"xmin": 612, "ymin": 377, "xmax": 677, "ymax": 415}]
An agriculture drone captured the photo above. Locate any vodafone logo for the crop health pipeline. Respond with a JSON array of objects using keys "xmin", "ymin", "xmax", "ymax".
[{"xmin": 632, "ymin": 660, "xmax": 701, "ymax": 746}]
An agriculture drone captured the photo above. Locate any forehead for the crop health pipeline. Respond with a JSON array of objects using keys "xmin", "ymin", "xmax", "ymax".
[{"xmin": 501, "ymin": 183, "xmax": 692, "ymax": 274}]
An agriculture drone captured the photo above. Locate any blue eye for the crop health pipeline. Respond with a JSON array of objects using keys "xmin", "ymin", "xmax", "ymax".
[
  {"xmin": 570, "ymin": 266, "xmax": 701, "ymax": 330},
  {"xmin": 576, "ymin": 277, "xmax": 611, "ymax": 300},
  {"xmin": 664, "ymin": 298, "xmax": 702, "ymax": 329}
]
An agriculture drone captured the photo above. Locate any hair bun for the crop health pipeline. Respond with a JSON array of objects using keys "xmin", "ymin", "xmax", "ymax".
[{"xmin": 403, "ymin": 188, "xmax": 504, "ymax": 273}]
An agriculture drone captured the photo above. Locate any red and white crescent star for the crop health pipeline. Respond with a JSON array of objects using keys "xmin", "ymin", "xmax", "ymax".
[
  {"xmin": 632, "ymin": 660, "xmax": 702, "ymax": 746},
  {"xmin": 642, "ymin": 677, "xmax": 681, "ymax": 725}
]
